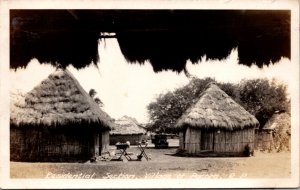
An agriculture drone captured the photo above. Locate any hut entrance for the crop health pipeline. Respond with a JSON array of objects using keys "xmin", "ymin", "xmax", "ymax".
[
  {"xmin": 200, "ymin": 129, "xmax": 214, "ymax": 151},
  {"xmin": 99, "ymin": 133, "xmax": 102, "ymax": 155}
]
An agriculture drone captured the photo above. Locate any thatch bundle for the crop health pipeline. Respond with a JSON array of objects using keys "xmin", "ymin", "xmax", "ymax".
[
  {"xmin": 263, "ymin": 112, "xmax": 290, "ymax": 131},
  {"xmin": 176, "ymin": 83, "xmax": 259, "ymax": 130},
  {"xmin": 110, "ymin": 116, "xmax": 146, "ymax": 135},
  {"xmin": 263, "ymin": 112, "xmax": 291, "ymax": 151},
  {"xmin": 10, "ymin": 69, "xmax": 114, "ymax": 129}
]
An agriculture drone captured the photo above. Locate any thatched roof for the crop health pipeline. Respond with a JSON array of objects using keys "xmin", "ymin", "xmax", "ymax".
[
  {"xmin": 263, "ymin": 112, "xmax": 290, "ymax": 130},
  {"xmin": 110, "ymin": 116, "xmax": 146, "ymax": 135},
  {"xmin": 175, "ymin": 83, "xmax": 259, "ymax": 130},
  {"xmin": 10, "ymin": 69, "xmax": 114, "ymax": 129},
  {"xmin": 11, "ymin": 10, "xmax": 290, "ymax": 72}
]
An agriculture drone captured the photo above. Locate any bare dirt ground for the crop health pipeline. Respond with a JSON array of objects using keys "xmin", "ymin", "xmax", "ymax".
[{"xmin": 10, "ymin": 145, "xmax": 290, "ymax": 179}]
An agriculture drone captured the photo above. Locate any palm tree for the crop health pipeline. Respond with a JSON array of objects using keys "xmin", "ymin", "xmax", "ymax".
[{"xmin": 89, "ymin": 89, "xmax": 103, "ymax": 107}]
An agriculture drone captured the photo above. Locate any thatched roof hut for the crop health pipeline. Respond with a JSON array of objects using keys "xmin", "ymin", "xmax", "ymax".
[
  {"xmin": 175, "ymin": 83, "xmax": 259, "ymax": 156},
  {"xmin": 10, "ymin": 69, "xmax": 114, "ymax": 161},
  {"xmin": 110, "ymin": 116, "xmax": 146, "ymax": 145}
]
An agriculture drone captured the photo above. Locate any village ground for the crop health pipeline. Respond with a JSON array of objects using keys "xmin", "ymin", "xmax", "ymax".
[{"xmin": 10, "ymin": 139, "xmax": 291, "ymax": 179}]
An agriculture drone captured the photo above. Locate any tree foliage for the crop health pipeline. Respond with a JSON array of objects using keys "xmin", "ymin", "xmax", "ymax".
[
  {"xmin": 89, "ymin": 89, "xmax": 97, "ymax": 98},
  {"xmin": 147, "ymin": 77, "xmax": 289, "ymax": 133},
  {"xmin": 238, "ymin": 78, "xmax": 289, "ymax": 127},
  {"xmin": 89, "ymin": 89, "xmax": 104, "ymax": 107}
]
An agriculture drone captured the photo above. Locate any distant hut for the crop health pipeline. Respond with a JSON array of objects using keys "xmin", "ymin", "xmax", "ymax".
[
  {"xmin": 255, "ymin": 112, "xmax": 290, "ymax": 151},
  {"xmin": 10, "ymin": 69, "xmax": 114, "ymax": 161},
  {"xmin": 174, "ymin": 83, "xmax": 259, "ymax": 156},
  {"xmin": 110, "ymin": 116, "xmax": 146, "ymax": 145}
]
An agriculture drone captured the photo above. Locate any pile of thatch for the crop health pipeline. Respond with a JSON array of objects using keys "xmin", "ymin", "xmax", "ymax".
[
  {"xmin": 10, "ymin": 69, "xmax": 114, "ymax": 129},
  {"xmin": 110, "ymin": 116, "xmax": 146, "ymax": 135},
  {"xmin": 175, "ymin": 83, "xmax": 259, "ymax": 130},
  {"xmin": 263, "ymin": 112, "xmax": 291, "ymax": 152}
]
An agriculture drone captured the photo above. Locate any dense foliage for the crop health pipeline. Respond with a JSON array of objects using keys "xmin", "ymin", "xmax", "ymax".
[
  {"xmin": 147, "ymin": 78, "xmax": 289, "ymax": 133},
  {"xmin": 238, "ymin": 78, "xmax": 289, "ymax": 127}
]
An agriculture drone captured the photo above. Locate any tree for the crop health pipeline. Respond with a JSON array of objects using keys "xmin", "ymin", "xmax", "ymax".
[
  {"xmin": 89, "ymin": 89, "xmax": 97, "ymax": 98},
  {"xmin": 89, "ymin": 89, "xmax": 104, "ymax": 107},
  {"xmin": 147, "ymin": 77, "xmax": 216, "ymax": 133},
  {"xmin": 238, "ymin": 78, "xmax": 289, "ymax": 127}
]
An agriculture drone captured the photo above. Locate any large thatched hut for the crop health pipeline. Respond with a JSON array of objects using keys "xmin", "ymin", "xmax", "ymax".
[
  {"xmin": 110, "ymin": 116, "xmax": 146, "ymax": 145},
  {"xmin": 10, "ymin": 69, "xmax": 114, "ymax": 161},
  {"xmin": 174, "ymin": 83, "xmax": 259, "ymax": 156}
]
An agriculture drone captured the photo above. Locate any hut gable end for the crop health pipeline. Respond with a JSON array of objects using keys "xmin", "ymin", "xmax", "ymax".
[{"xmin": 176, "ymin": 83, "xmax": 259, "ymax": 130}]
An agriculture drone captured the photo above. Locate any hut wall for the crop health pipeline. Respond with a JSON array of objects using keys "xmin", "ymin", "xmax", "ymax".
[
  {"xmin": 213, "ymin": 128, "xmax": 255, "ymax": 153},
  {"xmin": 182, "ymin": 127, "xmax": 255, "ymax": 155},
  {"xmin": 110, "ymin": 134, "xmax": 143, "ymax": 145},
  {"xmin": 179, "ymin": 131, "xmax": 184, "ymax": 150},
  {"xmin": 254, "ymin": 129, "xmax": 273, "ymax": 151},
  {"xmin": 10, "ymin": 127, "xmax": 98, "ymax": 161},
  {"xmin": 101, "ymin": 130, "xmax": 110, "ymax": 153},
  {"xmin": 184, "ymin": 127, "xmax": 201, "ymax": 154}
]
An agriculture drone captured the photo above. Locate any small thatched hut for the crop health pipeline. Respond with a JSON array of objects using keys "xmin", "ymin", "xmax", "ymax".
[
  {"xmin": 10, "ymin": 69, "xmax": 114, "ymax": 161},
  {"xmin": 255, "ymin": 112, "xmax": 291, "ymax": 151},
  {"xmin": 110, "ymin": 116, "xmax": 146, "ymax": 145},
  {"xmin": 174, "ymin": 83, "xmax": 259, "ymax": 156}
]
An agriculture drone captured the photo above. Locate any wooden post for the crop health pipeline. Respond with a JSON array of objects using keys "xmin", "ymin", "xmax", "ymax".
[
  {"xmin": 101, "ymin": 130, "xmax": 110, "ymax": 153},
  {"xmin": 94, "ymin": 133, "xmax": 99, "ymax": 157}
]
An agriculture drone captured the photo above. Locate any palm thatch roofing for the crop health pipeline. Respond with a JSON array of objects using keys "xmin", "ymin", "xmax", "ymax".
[
  {"xmin": 175, "ymin": 83, "xmax": 259, "ymax": 131},
  {"xmin": 10, "ymin": 69, "xmax": 114, "ymax": 129},
  {"xmin": 263, "ymin": 112, "xmax": 290, "ymax": 130},
  {"xmin": 11, "ymin": 10, "xmax": 290, "ymax": 72},
  {"xmin": 110, "ymin": 116, "xmax": 146, "ymax": 135}
]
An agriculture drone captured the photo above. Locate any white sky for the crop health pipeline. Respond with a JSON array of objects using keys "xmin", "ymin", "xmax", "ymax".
[{"xmin": 10, "ymin": 38, "xmax": 296, "ymax": 123}]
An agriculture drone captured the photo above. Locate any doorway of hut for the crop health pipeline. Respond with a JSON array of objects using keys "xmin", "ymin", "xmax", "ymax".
[
  {"xmin": 98, "ymin": 133, "xmax": 102, "ymax": 155},
  {"xmin": 200, "ymin": 129, "xmax": 214, "ymax": 152}
]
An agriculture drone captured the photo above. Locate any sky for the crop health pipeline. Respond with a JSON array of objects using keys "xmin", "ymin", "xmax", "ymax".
[{"xmin": 10, "ymin": 37, "xmax": 296, "ymax": 123}]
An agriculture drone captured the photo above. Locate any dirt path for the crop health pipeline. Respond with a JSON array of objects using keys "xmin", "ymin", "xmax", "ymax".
[
  {"xmin": 10, "ymin": 148, "xmax": 291, "ymax": 179},
  {"xmin": 232, "ymin": 151, "xmax": 291, "ymax": 178}
]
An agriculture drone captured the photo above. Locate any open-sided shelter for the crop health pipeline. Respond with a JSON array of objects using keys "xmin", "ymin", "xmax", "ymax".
[
  {"xmin": 174, "ymin": 83, "xmax": 259, "ymax": 156},
  {"xmin": 10, "ymin": 69, "xmax": 114, "ymax": 161}
]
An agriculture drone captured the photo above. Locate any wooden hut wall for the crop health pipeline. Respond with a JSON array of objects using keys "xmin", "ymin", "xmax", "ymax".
[
  {"xmin": 214, "ymin": 128, "xmax": 255, "ymax": 153},
  {"xmin": 182, "ymin": 127, "xmax": 255, "ymax": 154},
  {"xmin": 214, "ymin": 128, "xmax": 254, "ymax": 153},
  {"xmin": 110, "ymin": 134, "xmax": 143, "ymax": 145},
  {"xmin": 10, "ymin": 126, "xmax": 99, "ymax": 161},
  {"xmin": 179, "ymin": 131, "xmax": 185, "ymax": 150},
  {"xmin": 254, "ymin": 129, "xmax": 273, "ymax": 151},
  {"xmin": 184, "ymin": 127, "xmax": 201, "ymax": 154}
]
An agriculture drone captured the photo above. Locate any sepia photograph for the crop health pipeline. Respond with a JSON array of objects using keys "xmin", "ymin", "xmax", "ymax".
[{"xmin": 0, "ymin": 0, "xmax": 299, "ymax": 188}]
